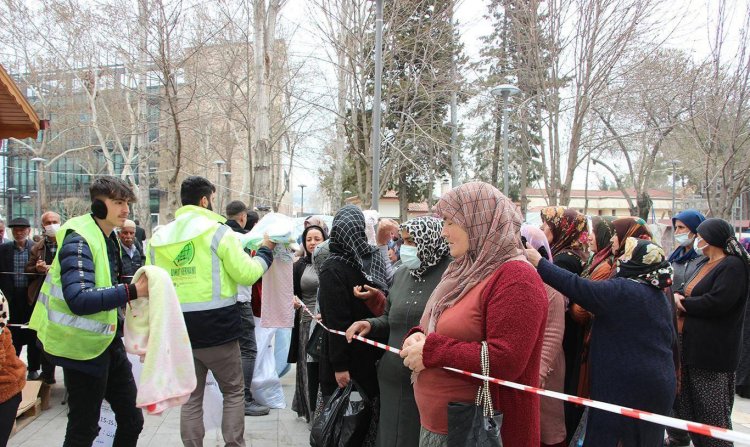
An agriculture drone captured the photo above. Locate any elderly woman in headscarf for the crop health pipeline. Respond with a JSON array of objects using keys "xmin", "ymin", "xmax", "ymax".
[
  {"xmin": 290, "ymin": 222, "xmax": 328, "ymax": 423},
  {"xmin": 318, "ymin": 205, "xmax": 389, "ymax": 404},
  {"xmin": 399, "ymin": 182, "xmax": 548, "ymax": 446},
  {"xmin": 526, "ymin": 237, "xmax": 677, "ymax": 446},
  {"xmin": 522, "ymin": 225, "xmax": 566, "ymax": 447},
  {"xmin": 540, "ymin": 207, "xmax": 589, "ymax": 274},
  {"xmin": 583, "ymin": 216, "xmax": 616, "ymax": 280},
  {"xmin": 669, "ymin": 209, "xmax": 707, "ymax": 294},
  {"xmin": 539, "ymin": 207, "xmax": 589, "ymax": 440},
  {"xmin": 610, "ymin": 217, "xmax": 652, "ymax": 263},
  {"xmin": 665, "ymin": 209, "xmax": 705, "ymax": 447},
  {"xmin": 346, "ymin": 216, "xmax": 451, "ymax": 447},
  {"xmin": 569, "ymin": 216, "xmax": 616, "ymax": 417},
  {"xmin": 673, "ymin": 218, "xmax": 750, "ymax": 447}
]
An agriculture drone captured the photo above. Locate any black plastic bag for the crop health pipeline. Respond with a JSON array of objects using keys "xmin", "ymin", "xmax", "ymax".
[
  {"xmin": 338, "ymin": 383, "xmax": 373, "ymax": 446},
  {"xmin": 310, "ymin": 380, "xmax": 373, "ymax": 447}
]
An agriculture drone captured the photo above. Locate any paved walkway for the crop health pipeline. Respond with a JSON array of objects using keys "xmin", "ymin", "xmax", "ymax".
[
  {"xmin": 9, "ymin": 366, "xmax": 750, "ymax": 446},
  {"xmin": 9, "ymin": 367, "xmax": 310, "ymax": 447}
]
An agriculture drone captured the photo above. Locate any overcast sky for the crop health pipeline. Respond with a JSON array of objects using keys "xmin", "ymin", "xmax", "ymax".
[{"xmin": 276, "ymin": 0, "xmax": 745, "ymax": 210}]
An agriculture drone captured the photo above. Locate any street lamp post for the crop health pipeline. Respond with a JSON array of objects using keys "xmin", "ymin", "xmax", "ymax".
[
  {"xmin": 213, "ymin": 160, "xmax": 225, "ymax": 211},
  {"xmin": 30, "ymin": 190, "xmax": 38, "ymax": 227},
  {"xmin": 31, "ymin": 157, "xmax": 46, "ymax": 226},
  {"xmin": 490, "ymin": 84, "xmax": 521, "ymax": 197},
  {"xmin": 299, "ymin": 184, "xmax": 307, "ymax": 217},
  {"xmin": 672, "ymin": 161, "xmax": 677, "ymax": 221},
  {"xmin": 7, "ymin": 187, "xmax": 17, "ymax": 219},
  {"xmin": 369, "ymin": 0, "xmax": 384, "ymax": 211}
]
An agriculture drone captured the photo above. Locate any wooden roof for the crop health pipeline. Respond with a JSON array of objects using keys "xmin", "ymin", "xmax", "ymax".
[{"xmin": 0, "ymin": 64, "xmax": 40, "ymax": 140}]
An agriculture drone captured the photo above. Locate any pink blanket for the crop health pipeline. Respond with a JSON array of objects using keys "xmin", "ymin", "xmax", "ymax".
[
  {"xmin": 260, "ymin": 248, "xmax": 294, "ymax": 328},
  {"xmin": 124, "ymin": 266, "xmax": 196, "ymax": 415}
]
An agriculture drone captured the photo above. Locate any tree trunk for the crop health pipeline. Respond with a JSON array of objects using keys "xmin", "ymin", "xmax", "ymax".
[
  {"xmin": 637, "ymin": 191, "xmax": 652, "ymax": 221},
  {"xmin": 331, "ymin": 0, "xmax": 349, "ymax": 211},
  {"xmin": 135, "ymin": 0, "xmax": 151, "ymax": 234},
  {"xmin": 252, "ymin": 0, "xmax": 272, "ymax": 207},
  {"xmin": 519, "ymin": 117, "xmax": 529, "ymax": 216},
  {"xmin": 398, "ymin": 169, "xmax": 408, "ymax": 222}
]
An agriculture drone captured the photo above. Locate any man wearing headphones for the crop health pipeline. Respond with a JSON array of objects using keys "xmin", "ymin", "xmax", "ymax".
[{"xmin": 29, "ymin": 176, "xmax": 148, "ymax": 447}]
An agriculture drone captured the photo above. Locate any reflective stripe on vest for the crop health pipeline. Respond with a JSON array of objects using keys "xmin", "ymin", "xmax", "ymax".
[
  {"xmin": 37, "ymin": 281, "xmax": 116, "ymax": 336},
  {"xmin": 152, "ymin": 224, "xmax": 237, "ymax": 312},
  {"xmin": 28, "ymin": 213, "xmax": 118, "ymax": 361}
]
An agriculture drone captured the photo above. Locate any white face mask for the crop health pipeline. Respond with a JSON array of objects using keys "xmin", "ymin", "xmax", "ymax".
[
  {"xmin": 399, "ymin": 245, "xmax": 421, "ymax": 270},
  {"xmin": 674, "ymin": 232, "xmax": 692, "ymax": 247},
  {"xmin": 44, "ymin": 224, "xmax": 60, "ymax": 238},
  {"xmin": 694, "ymin": 237, "xmax": 706, "ymax": 256}
]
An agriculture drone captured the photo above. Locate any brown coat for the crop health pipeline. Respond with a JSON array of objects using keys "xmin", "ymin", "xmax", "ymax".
[
  {"xmin": 24, "ymin": 238, "xmax": 55, "ymax": 305},
  {"xmin": 0, "ymin": 328, "xmax": 26, "ymax": 404}
]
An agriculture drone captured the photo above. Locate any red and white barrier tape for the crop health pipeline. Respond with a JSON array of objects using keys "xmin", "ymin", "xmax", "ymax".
[{"xmin": 300, "ymin": 303, "xmax": 750, "ymax": 444}]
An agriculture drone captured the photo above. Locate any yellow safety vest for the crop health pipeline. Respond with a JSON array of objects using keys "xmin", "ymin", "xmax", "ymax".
[
  {"xmin": 147, "ymin": 205, "xmax": 238, "ymax": 312},
  {"xmin": 29, "ymin": 214, "xmax": 117, "ymax": 361}
]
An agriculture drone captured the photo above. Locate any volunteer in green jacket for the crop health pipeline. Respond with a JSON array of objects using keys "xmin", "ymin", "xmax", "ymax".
[
  {"xmin": 147, "ymin": 176, "xmax": 275, "ymax": 447},
  {"xmin": 29, "ymin": 176, "xmax": 149, "ymax": 447}
]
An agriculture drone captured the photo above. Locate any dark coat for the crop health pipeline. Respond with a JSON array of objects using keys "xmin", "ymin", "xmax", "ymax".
[
  {"xmin": 24, "ymin": 237, "xmax": 57, "ymax": 306},
  {"xmin": 365, "ymin": 256, "xmax": 450, "ymax": 447},
  {"xmin": 682, "ymin": 255, "xmax": 748, "ymax": 372},
  {"xmin": 120, "ymin": 240, "xmax": 144, "ymax": 278},
  {"xmin": 318, "ymin": 256, "xmax": 386, "ymax": 399},
  {"xmin": 135, "ymin": 226, "xmax": 146, "ymax": 245},
  {"xmin": 0, "ymin": 240, "xmax": 32, "ymax": 324},
  {"xmin": 538, "ymin": 258, "xmax": 676, "ymax": 447},
  {"xmin": 671, "ymin": 255, "xmax": 707, "ymax": 294},
  {"xmin": 553, "ymin": 250, "xmax": 587, "ymax": 439}
]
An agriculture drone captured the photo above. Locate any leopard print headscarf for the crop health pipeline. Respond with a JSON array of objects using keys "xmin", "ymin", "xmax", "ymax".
[
  {"xmin": 400, "ymin": 216, "xmax": 450, "ymax": 280},
  {"xmin": 0, "ymin": 292, "xmax": 8, "ymax": 335}
]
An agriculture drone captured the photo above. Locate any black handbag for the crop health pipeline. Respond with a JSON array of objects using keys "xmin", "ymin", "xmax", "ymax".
[
  {"xmin": 447, "ymin": 341, "xmax": 503, "ymax": 447},
  {"xmin": 306, "ymin": 322, "xmax": 325, "ymax": 361},
  {"xmin": 287, "ymin": 309, "xmax": 301, "ymax": 364}
]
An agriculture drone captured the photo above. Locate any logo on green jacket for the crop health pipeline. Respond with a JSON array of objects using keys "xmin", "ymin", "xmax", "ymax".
[{"xmin": 173, "ymin": 242, "xmax": 195, "ymax": 267}]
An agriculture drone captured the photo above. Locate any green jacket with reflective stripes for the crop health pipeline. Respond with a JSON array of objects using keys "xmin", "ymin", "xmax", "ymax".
[
  {"xmin": 29, "ymin": 214, "xmax": 119, "ymax": 361},
  {"xmin": 146, "ymin": 205, "xmax": 272, "ymax": 347}
]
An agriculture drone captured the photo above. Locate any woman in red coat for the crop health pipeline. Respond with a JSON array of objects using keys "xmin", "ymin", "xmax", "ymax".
[{"xmin": 400, "ymin": 182, "xmax": 548, "ymax": 446}]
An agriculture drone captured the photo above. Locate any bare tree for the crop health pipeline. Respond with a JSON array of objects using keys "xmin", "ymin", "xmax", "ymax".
[
  {"xmin": 684, "ymin": 1, "xmax": 750, "ymax": 219},
  {"xmin": 512, "ymin": 0, "xmax": 666, "ymax": 205},
  {"xmin": 591, "ymin": 49, "xmax": 696, "ymax": 218},
  {"xmin": 251, "ymin": 0, "xmax": 287, "ymax": 207}
]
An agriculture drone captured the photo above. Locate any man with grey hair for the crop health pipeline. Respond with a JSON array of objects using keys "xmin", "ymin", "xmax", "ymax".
[
  {"xmin": 0, "ymin": 218, "xmax": 35, "ymax": 379},
  {"xmin": 26, "ymin": 210, "xmax": 62, "ymax": 383},
  {"xmin": 119, "ymin": 219, "xmax": 143, "ymax": 278}
]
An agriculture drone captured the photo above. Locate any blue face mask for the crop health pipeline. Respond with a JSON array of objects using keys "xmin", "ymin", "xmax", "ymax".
[{"xmin": 399, "ymin": 245, "xmax": 421, "ymax": 270}]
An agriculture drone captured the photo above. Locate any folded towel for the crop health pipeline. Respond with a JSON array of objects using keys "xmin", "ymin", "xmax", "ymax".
[
  {"xmin": 260, "ymin": 247, "xmax": 294, "ymax": 328},
  {"xmin": 124, "ymin": 265, "xmax": 196, "ymax": 415}
]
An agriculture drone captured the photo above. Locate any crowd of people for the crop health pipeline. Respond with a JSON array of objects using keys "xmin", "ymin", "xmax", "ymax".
[{"xmin": 0, "ymin": 176, "xmax": 749, "ymax": 447}]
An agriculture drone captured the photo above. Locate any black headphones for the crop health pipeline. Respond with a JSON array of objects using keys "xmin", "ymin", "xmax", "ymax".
[{"xmin": 91, "ymin": 199, "xmax": 108, "ymax": 220}]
